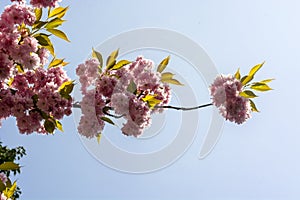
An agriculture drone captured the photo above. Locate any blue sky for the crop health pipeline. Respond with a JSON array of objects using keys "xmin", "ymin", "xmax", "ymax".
[{"xmin": 0, "ymin": 0, "xmax": 299, "ymax": 199}]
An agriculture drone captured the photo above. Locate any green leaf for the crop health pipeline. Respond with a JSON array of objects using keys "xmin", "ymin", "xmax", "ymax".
[
  {"xmin": 3, "ymin": 181, "xmax": 17, "ymax": 199},
  {"xmin": 48, "ymin": 58, "xmax": 64, "ymax": 68},
  {"xmin": 260, "ymin": 78, "xmax": 274, "ymax": 83},
  {"xmin": 241, "ymin": 62, "xmax": 265, "ymax": 85},
  {"xmin": 249, "ymin": 99, "xmax": 259, "ymax": 112},
  {"xmin": 157, "ymin": 55, "xmax": 170, "ymax": 73},
  {"xmin": 250, "ymin": 82, "xmax": 273, "ymax": 91},
  {"xmin": 142, "ymin": 94, "xmax": 162, "ymax": 109},
  {"xmin": 35, "ymin": 8, "xmax": 42, "ymax": 22},
  {"xmin": 234, "ymin": 68, "xmax": 241, "ymax": 80},
  {"xmin": 162, "ymin": 78, "xmax": 184, "ymax": 85},
  {"xmin": 92, "ymin": 48, "xmax": 103, "ymax": 68},
  {"xmin": 96, "ymin": 133, "xmax": 101, "ymax": 144},
  {"xmin": 161, "ymin": 72, "xmax": 175, "ymax": 81},
  {"xmin": 34, "ymin": 33, "xmax": 54, "ymax": 55},
  {"xmin": 58, "ymin": 80, "xmax": 74, "ymax": 100},
  {"xmin": 106, "ymin": 49, "xmax": 119, "ymax": 70},
  {"xmin": 44, "ymin": 119, "xmax": 56, "ymax": 134},
  {"xmin": 48, "ymin": 6, "xmax": 69, "ymax": 18},
  {"xmin": 239, "ymin": 90, "xmax": 258, "ymax": 98},
  {"xmin": 47, "ymin": 28, "xmax": 70, "ymax": 42},
  {"xmin": 32, "ymin": 21, "xmax": 47, "ymax": 30},
  {"xmin": 0, "ymin": 162, "xmax": 20, "ymax": 171},
  {"xmin": 55, "ymin": 120, "xmax": 63, "ymax": 132},
  {"xmin": 45, "ymin": 18, "xmax": 66, "ymax": 29},
  {"xmin": 111, "ymin": 60, "xmax": 131, "ymax": 70},
  {"xmin": 127, "ymin": 80, "xmax": 137, "ymax": 94},
  {"xmin": 100, "ymin": 117, "xmax": 115, "ymax": 125}
]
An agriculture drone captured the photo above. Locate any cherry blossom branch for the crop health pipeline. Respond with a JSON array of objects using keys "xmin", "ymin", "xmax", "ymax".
[{"xmin": 155, "ymin": 103, "xmax": 213, "ymax": 111}]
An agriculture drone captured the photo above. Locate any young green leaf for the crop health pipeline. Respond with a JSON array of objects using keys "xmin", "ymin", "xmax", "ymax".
[
  {"xmin": 162, "ymin": 78, "xmax": 184, "ymax": 85},
  {"xmin": 239, "ymin": 90, "xmax": 258, "ymax": 98},
  {"xmin": 234, "ymin": 68, "xmax": 241, "ymax": 80},
  {"xmin": 157, "ymin": 55, "xmax": 170, "ymax": 73},
  {"xmin": 35, "ymin": 8, "xmax": 42, "ymax": 22},
  {"xmin": 32, "ymin": 21, "xmax": 47, "ymax": 30},
  {"xmin": 106, "ymin": 49, "xmax": 119, "ymax": 70},
  {"xmin": 250, "ymin": 82, "xmax": 273, "ymax": 92},
  {"xmin": 92, "ymin": 48, "xmax": 103, "ymax": 68},
  {"xmin": 249, "ymin": 99, "xmax": 259, "ymax": 112},
  {"xmin": 55, "ymin": 120, "xmax": 64, "ymax": 132},
  {"xmin": 161, "ymin": 72, "xmax": 175, "ymax": 81},
  {"xmin": 48, "ymin": 58, "xmax": 64, "ymax": 68},
  {"xmin": 96, "ymin": 133, "xmax": 101, "ymax": 144},
  {"xmin": 142, "ymin": 94, "xmax": 162, "ymax": 109},
  {"xmin": 59, "ymin": 80, "xmax": 74, "ymax": 100},
  {"xmin": 100, "ymin": 117, "xmax": 115, "ymax": 125},
  {"xmin": 48, "ymin": 6, "xmax": 69, "ymax": 18},
  {"xmin": 45, "ymin": 18, "xmax": 66, "ymax": 29},
  {"xmin": 260, "ymin": 78, "xmax": 274, "ymax": 83},
  {"xmin": 127, "ymin": 80, "xmax": 137, "ymax": 94},
  {"xmin": 3, "ymin": 181, "xmax": 17, "ymax": 199},
  {"xmin": 0, "ymin": 162, "xmax": 20, "ymax": 171},
  {"xmin": 241, "ymin": 62, "xmax": 265, "ymax": 85},
  {"xmin": 47, "ymin": 28, "xmax": 70, "ymax": 42},
  {"xmin": 34, "ymin": 33, "xmax": 55, "ymax": 55},
  {"xmin": 110, "ymin": 60, "xmax": 131, "ymax": 70}
]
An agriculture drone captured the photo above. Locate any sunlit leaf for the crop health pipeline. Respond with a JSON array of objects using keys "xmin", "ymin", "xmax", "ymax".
[
  {"xmin": 48, "ymin": 58, "xmax": 64, "ymax": 68},
  {"xmin": 157, "ymin": 55, "xmax": 170, "ymax": 73},
  {"xmin": 92, "ymin": 48, "xmax": 103, "ymax": 68},
  {"xmin": 111, "ymin": 60, "xmax": 131, "ymax": 70},
  {"xmin": 58, "ymin": 80, "xmax": 74, "ymax": 100},
  {"xmin": 249, "ymin": 99, "xmax": 259, "ymax": 112},
  {"xmin": 250, "ymin": 82, "xmax": 273, "ymax": 91},
  {"xmin": 142, "ymin": 94, "xmax": 162, "ymax": 109},
  {"xmin": 242, "ymin": 62, "xmax": 265, "ymax": 85},
  {"xmin": 161, "ymin": 72, "xmax": 175, "ymax": 81},
  {"xmin": 45, "ymin": 18, "xmax": 65, "ymax": 29},
  {"xmin": 96, "ymin": 133, "xmax": 101, "ymax": 144},
  {"xmin": 32, "ymin": 21, "xmax": 47, "ymax": 30},
  {"xmin": 35, "ymin": 8, "xmax": 42, "ymax": 22},
  {"xmin": 106, "ymin": 49, "xmax": 119, "ymax": 70},
  {"xmin": 47, "ymin": 28, "xmax": 70, "ymax": 42},
  {"xmin": 127, "ymin": 80, "xmax": 137, "ymax": 94},
  {"xmin": 34, "ymin": 33, "xmax": 54, "ymax": 55},
  {"xmin": 239, "ymin": 90, "xmax": 258, "ymax": 98},
  {"xmin": 55, "ymin": 120, "xmax": 63, "ymax": 132},
  {"xmin": 0, "ymin": 162, "xmax": 20, "ymax": 171},
  {"xmin": 234, "ymin": 68, "xmax": 241, "ymax": 80},
  {"xmin": 3, "ymin": 181, "xmax": 17, "ymax": 199},
  {"xmin": 48, "ymin": 6, "xmax": 69, "ymax": 18},
  {"xmin": 162, "ymin": 78, "xmax": 184, "ymax": 85},
  {"xmin": 260, "ymin": 78, "xmax": 275, "ymax": 83}
]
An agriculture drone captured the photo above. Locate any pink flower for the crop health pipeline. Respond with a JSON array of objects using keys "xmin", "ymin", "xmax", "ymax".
[
  {"xmin": 121, "ymin": 119, "xmax": 143, "ymax": 137},
  {"xmin": 210, "ymin": 74, "xmax": 251, "ymax": 124},
  {"xmin": 1, "ymin": 4, "xmax": 35, "ymax": 26},
  {"xmin": 30, "ymin": 0, "xmax": 61, "ymax": 8}
]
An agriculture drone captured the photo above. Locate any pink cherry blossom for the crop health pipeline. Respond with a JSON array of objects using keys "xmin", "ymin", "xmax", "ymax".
[
  {"xmin": 30, "ymin": 0, "xmax": 61, "ymax": 8},
  {"xmin": 0, "ymin": 172, "xmax": 7, "ymax": 184},
  {"xmin": 210, "ymin": 74, "xmax": 251, "ymax": 124}
]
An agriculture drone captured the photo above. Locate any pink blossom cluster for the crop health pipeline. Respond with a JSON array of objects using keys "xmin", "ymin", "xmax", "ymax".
[
  {"xmin": 30, "ymin": 0, "xmax": 61, "ymax": 8},
  {"xmin": 0, "ymin": 67, "xmax": 72, "ymax": 134},
  {"xmin": 76, "ymin": 56, "xmax": 171, "ymax": 138},
  {"xmin": 210, "ymin": 75, "xmax": 251, "ymax": 124}
]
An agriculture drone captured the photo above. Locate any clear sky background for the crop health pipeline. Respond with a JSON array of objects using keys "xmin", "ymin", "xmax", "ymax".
[{"xmin": 0, "ymin": 0, "xmax": 299, "ymax": 199}]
